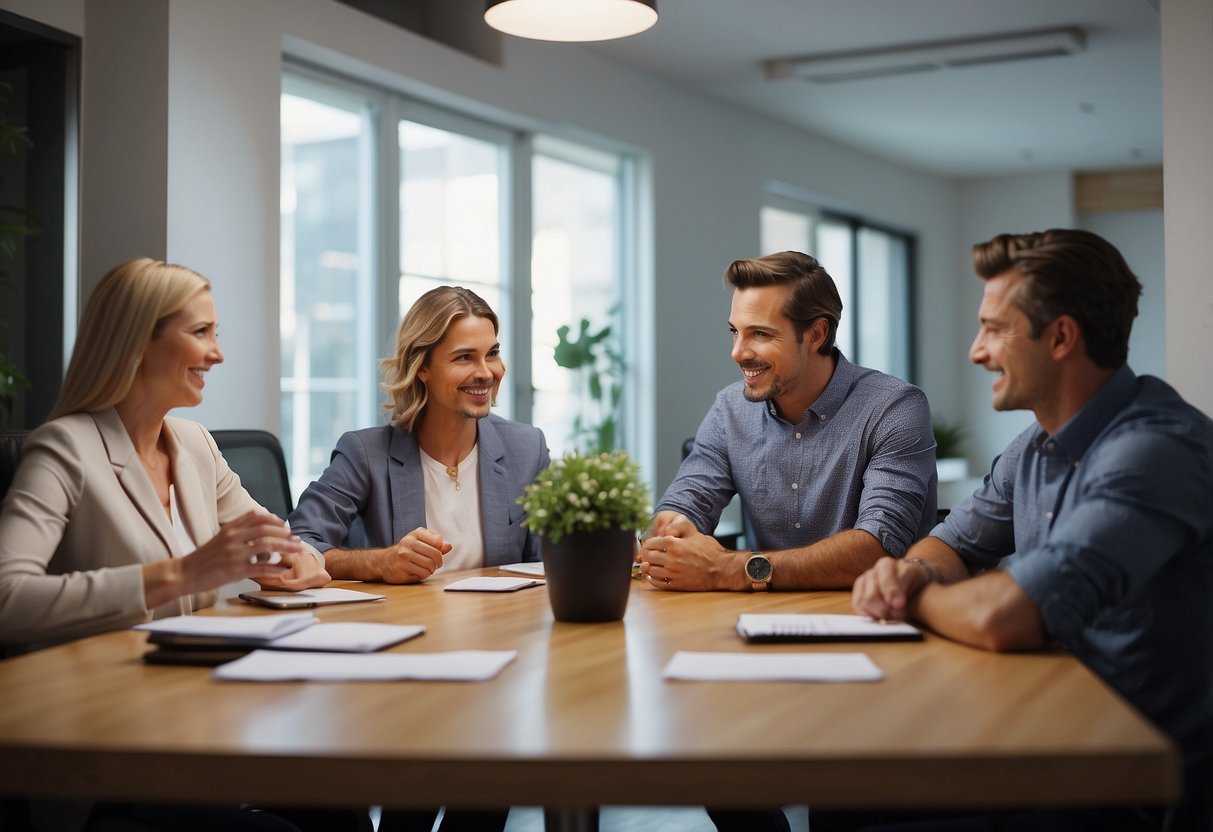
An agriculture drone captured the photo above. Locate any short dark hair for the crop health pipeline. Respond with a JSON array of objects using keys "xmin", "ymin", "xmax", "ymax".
[
  {"xmin": 724, "ymin": 251, "xmax": 842, "ymax": 355},
  {"xmin": 972, "ymin": 229, "xmax": 1142, "ymax": 369}
]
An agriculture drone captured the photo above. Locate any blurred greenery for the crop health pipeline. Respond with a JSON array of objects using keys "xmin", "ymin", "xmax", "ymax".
[
  {"xmin": 553, "ymin": 313, "xmax": 624, "ymax": 454},
  {"xmin": 933, "ymin": 419, "xmax": 966, "ymax": 459}
]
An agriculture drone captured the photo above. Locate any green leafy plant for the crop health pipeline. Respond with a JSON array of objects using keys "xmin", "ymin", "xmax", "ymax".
[
  {"xmin": 0, "ymin": 80, "xmax": 35, "ymax": 424},
  {"xmin": 553, "ymin": 315, "xmax": 624, "ymax": 453},
  {"xmin": 933, "ymin": 419, "xmax": 966, "ymax": 459},
  {"xmin": 519, "ymin": 450, "xmax": 652, "ymax": 544}
]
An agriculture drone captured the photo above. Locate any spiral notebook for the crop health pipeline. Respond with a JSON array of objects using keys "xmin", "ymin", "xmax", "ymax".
[{"xmin": 736, "ymin": 613, "xmax": 922, "ymax": 643}]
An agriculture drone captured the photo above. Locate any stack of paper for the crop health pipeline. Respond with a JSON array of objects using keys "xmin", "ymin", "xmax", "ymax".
[
  {"xmin": 135, "ymin": 612, "xmax": 318, "ymax": 642},
  {"xmin": 134, "ymin": 614, "xmax": 425, "ymax": 665}
]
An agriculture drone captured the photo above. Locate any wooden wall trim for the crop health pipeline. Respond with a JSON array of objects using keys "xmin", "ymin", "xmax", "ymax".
[{"xmin": 1074, "ymin": 167, "xmax": 1164, "ymax": 213}]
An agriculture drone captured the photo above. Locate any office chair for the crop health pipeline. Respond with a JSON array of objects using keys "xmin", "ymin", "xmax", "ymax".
[
  {"xmin": 211, "ymin": 429, "xmax": 294, "ymax": 517},
  {"xmin": 680, "ymin": 437, "xmax": 752, "ymax": 549},
  {"xmin": 0, "ymin": 430, "xmax": 30, "ymax": 503}
]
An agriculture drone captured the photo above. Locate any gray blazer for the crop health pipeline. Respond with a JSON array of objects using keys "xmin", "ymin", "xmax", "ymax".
[
  {"xmin": 0, "ymin": 408, "xmax": 261, "ymax": 648},
  {"xmin": 290, "ymin": 414, "xmax": 549, "ymax": 565}
]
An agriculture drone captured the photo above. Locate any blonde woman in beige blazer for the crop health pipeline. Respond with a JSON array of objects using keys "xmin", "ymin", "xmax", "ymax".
[{"xmin": 0, "ymin": 258, "xmax": 330, "ymax": 652}]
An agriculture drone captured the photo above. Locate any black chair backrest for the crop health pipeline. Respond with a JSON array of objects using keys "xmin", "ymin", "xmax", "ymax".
[
  {"xmin": 0, "ymin": 431, "xmax": 30, "ymax": 503},
  {"xmin": 210, "ymin": 429, "xmax": 294, "ymax": 517}
]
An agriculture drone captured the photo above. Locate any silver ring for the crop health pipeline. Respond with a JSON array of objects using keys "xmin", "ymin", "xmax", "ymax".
[{"xmin": 664, "ymin": 577, "xmax": 671, "ymax": 585}]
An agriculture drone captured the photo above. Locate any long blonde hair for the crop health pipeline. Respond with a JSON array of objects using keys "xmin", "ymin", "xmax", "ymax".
[
  {"xmin": 381, "ymin": 286, "xmax": 500, "ymax": 432},
  {"xmin": 50, "ymin": 258, "xmax": 210, "ymax": 420}
]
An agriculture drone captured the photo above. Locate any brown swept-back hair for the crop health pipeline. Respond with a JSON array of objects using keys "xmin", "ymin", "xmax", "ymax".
[
  {"xmin": 381, "ymin": 286, "xmax": 500, "ymax": 431},
  {"xmin": 973, "ymin": 229, "xmax": 1141, "ymax": 369},
  {"xmin": 724, "ymin": 250, "xmax": 842, "ymax": 355},
  {"xmin": 49, "ymin": 258, "xmax": 210, "ymax": 420}
]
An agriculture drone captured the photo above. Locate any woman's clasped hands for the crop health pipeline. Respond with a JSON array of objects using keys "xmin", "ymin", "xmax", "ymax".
[{"xmin": 179, "ymin": 510, "xmax": 330, "ymax": 596}]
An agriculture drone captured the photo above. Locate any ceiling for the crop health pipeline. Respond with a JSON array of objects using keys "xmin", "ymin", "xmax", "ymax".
[{"xmin": 584, "ymin": 0, "xmax": 1162, "ymax": 177}]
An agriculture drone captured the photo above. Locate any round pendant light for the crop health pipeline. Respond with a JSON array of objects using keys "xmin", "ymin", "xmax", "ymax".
[{"xmin": 485, "ymin": 0, "xmax": 658, "ymax": 43}]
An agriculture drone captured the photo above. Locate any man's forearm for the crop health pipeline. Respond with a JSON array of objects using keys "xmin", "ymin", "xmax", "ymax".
[
  {"xmin": 908, "ymin": 571, "xmax": 1046, "ymax": 652},
  {"xmin": 766, "ymin": 529, "xmax": 887, "ymax": 590},
  {"xmin": 317, "ymin": 547, "xmax": 387, "ymax": 582}
]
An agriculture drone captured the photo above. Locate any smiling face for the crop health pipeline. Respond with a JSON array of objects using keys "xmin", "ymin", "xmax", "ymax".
[
  {"xmin": 970, "ymin": 268, "xmax": 1059, "ymax": 415},
  {"xmin": 136, "ymin": 289, "xmax": 223, "ymax": 411},
  {"xmin": 728, "ymin": 284, "xmax": 820, "ymax": 420},
  {"xmin": 417, "ymin": 314, "xmax": 504, "ymax": 423}
]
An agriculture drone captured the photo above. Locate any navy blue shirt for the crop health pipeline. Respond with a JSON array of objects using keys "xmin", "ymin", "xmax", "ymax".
[
  {"xmin": 658, "ymin": 352, "xmax": 937, "ymax": 555},
  {"xmin": 934, "ymin": 366, "xmax": 1213, "ymax": 795}
]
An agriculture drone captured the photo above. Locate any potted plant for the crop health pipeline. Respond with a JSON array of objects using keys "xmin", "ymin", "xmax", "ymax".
[
  {"xmin": 933, "ymin": 419, "xmax": 968, "ymax": 482},
  {"xmin": 520, "ymin": 450, "xmax": 651, "ymax": 622}
]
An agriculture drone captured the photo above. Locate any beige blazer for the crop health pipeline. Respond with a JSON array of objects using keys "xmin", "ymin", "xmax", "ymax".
[{"xmin": 0, "ymin": 408, "xmax": 261, "ymax": 648}]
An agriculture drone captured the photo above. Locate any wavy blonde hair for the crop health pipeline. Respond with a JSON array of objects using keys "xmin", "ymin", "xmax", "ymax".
[
  {"xmin": 49, "ymin": 257, "xmax": 210, "ymax": 420},
  {"xmin": 382, "ymin": 286, "xmax": 500, "ymax": 432}
]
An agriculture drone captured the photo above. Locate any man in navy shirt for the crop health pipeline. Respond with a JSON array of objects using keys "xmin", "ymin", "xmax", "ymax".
[{"xmin": 851, "ymin": 229, "xmax": 1212, "ymax": 831}]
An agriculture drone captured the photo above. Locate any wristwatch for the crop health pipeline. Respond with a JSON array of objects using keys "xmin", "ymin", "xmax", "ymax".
[{"xmin": 745, "ymin": 551, "xmax": 772, "ymax": 591}]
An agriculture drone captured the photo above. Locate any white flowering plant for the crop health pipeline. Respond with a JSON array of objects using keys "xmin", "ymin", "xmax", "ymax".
[{"xmin": 519, "ymin": 450, "xmax": 652, "ymax": 544}]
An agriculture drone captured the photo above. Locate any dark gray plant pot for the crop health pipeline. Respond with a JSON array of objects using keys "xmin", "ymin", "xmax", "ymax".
[{"xmin": 542, "ymin": 528, "xmax": 635, "ymax": 623}]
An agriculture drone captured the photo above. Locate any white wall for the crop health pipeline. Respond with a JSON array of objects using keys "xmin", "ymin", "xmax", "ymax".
[
  {"xmin": 954, "ymin": 171, "xmax": 1074, "ymax": 471},
  {"xmin": 1079, "ymin": 209, "xmax": 1166, "ymax": 379},
  {"xmin": 1162, "ymin": 0, "xmax": 1213, "ymax": 415}
]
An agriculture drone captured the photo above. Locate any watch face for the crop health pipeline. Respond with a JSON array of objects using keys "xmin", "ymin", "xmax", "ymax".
[{"xmin": 746, "ymin": 554, "xmax": 772, "ymax": 582}]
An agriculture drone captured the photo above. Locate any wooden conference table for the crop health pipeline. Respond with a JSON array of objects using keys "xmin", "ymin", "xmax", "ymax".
[{"xmin": 0, "ymin": 569, "xmax": 1179, "ymax": 822}]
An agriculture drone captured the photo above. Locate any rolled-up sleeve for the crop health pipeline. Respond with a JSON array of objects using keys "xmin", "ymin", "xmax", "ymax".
[
  {"xmin": 853, "ymin": 387, "xmax": 937, "ymax": 556},
  {"xmin": 1006, "ymin": 425, "xmax": 1211, "ymax": 641},
  {"xmin": 931, "ymin": 433, "xmax": 1025, "ymax": 572}
]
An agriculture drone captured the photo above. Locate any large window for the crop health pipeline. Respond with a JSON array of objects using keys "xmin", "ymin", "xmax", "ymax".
[
  {"xmin": 531, "ymin": 137, "xmax": 634, "ymax": 455},
  {"xmin": 280, "ymin": 77, "xmax": 376, "ymax": 498},
  {"xmin": 761, "ymin": 202, "xmax": 915, "ymax": 381},
  {"xmin": 281, "ymin": 69, "xmax": 641, "ymax": 494}
]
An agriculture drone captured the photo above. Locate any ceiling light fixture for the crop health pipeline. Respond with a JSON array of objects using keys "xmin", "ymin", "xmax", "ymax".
[
  {"xmin": 766, "ymin": 27, "xmax": 1086, "ymax": 84},
  {"xmin": 485, "ymin": 0, "xmax": 658, "ymax": 43}
]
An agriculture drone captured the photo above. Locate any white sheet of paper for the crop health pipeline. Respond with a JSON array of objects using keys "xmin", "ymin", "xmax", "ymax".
[
  {"xmin": 213, "ymin": 649, "xmax": 517, "ymax": 681},
  {"xmin": 662, "ymin": 650, "xmax": 884, "ymax": 682},
  {"xmin": 444, "ymin": 576, "xmax": 544, "ymax": 592},
  {"xmin": 268, "ymin": 622, "xmax": 425, "ymax": 652},
  {"xmin": 497, "ymin": 562, "xmax": 545, "ymax": 577},
  {"xmin": 134, "ymin": 612, "xmax": 316, "ymax": 640}
]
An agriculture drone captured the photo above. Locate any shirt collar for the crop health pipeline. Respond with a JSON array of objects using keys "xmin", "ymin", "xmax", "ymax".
[
  {"xmin": 763, "ymin": 349, "xmax": 860, "ymax": 425},
  {"xmin": 1046, "ymin": 364, "xmax": 1138, "ymax": 460}
]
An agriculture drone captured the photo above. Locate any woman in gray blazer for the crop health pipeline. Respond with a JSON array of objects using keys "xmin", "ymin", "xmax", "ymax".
[
  {"xmin": 290, "ymin": 285, "xmax": 549, "ymax": 584},
  {"xmin": 0, "ymin": 258, "xmax": 329, "ymax": 651}
]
